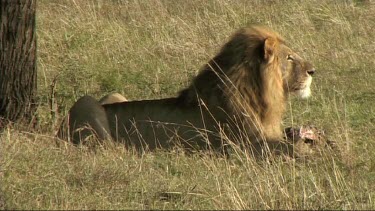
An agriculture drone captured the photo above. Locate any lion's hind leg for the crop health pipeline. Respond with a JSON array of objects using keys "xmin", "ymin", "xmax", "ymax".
[{"xmin": 57, "ymin": 95, "xmax": 112, "ymax": 145}]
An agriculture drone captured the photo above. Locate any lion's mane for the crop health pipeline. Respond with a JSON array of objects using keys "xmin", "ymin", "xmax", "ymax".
[{"xmin": 177, "ymin": 26, "xmax": 286, "ymax": 142}]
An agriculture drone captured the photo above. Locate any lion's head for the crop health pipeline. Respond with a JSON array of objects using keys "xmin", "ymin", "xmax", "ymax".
[
  {"xmin": 178, "ymin": 25, "xmax": 315, "ymax": 143},
  {"xmin": 276, "ymin": 39, "xmax": 315, "ymax": 99}
]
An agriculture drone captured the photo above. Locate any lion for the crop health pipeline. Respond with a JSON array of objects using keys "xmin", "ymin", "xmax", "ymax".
[{"xmin": 58, "ymin": 25, "xmax": 317, "ymax": 157}]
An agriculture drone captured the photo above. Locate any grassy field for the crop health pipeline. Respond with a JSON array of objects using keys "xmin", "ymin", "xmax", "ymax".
[{"xmin": 1, "ymin": 0, "xmax": 375, "ymax": 209}]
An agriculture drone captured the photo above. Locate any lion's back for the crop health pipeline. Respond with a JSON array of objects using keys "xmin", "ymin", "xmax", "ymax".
[{"xmin": 102, "ymin": 98, "xmax": 217, "ymax": 151}]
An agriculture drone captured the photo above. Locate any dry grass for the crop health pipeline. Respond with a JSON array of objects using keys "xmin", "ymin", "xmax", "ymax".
[
  {"xmin": 1, "ymin": 0, "xmax": 375, "ymax": 209},
  {"xmin": 0, "ymin": 128, "xmax": 367, "ymax": 210}
]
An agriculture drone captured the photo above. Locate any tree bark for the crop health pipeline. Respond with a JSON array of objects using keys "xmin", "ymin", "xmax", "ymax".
[{"xmin": 0, "ymin": 0, "xmax": 37, "ymax": 128}]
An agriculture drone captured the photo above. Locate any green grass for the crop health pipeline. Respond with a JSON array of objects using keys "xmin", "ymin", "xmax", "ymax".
[{"xmin": 1, "ymin": 0, "xmax": 375, "ymax": 209}]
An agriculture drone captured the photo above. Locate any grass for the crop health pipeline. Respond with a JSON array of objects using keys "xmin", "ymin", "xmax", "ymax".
[{"xmin": 1, "ymin": 0, "xmax": 375, "ymax": 209}]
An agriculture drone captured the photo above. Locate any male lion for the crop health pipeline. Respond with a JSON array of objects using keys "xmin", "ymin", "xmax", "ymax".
[{"xmin": 58, "ymin": 26, "xmax": 316, "ymax": 157}]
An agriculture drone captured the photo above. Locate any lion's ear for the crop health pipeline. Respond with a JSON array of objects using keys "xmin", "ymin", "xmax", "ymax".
[{"xmin": 264, "ymin": 38, "xmax": 278, "ymax": 63}]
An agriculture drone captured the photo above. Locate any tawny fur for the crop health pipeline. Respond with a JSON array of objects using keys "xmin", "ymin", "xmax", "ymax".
[{"xmin": 99, "ymin": 93, "xmax": 127, "ymax": 105}]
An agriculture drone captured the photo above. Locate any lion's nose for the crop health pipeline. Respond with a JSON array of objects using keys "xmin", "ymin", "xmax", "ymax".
[{"xmin": 307, "ymin": 69, "xmax": 315, "ymax": 76}]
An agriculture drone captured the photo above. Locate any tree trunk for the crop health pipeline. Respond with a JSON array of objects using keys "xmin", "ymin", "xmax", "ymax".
[{"xmin": 0, "ymin": 0, "xmax": 37, "ymax": 129}]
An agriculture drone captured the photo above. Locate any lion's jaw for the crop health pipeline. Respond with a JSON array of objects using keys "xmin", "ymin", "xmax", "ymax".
[{"xmin": 298, "ymin": 76, "xmax": 312, "ymax": 99}]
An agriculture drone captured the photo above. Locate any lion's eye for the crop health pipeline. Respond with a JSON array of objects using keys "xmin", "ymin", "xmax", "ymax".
[{"xmin": 287, "ymin": 54, "xmax": 294, "ymax": 61}]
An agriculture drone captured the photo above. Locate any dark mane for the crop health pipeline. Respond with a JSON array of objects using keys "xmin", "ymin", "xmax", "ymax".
[
  {"xmin": 177, "ymin": 26, "xmax": 284, "ymax": 107},
  {"xmin": 176, "ymin": 25, "xmax": 286, "ymax": 140}
]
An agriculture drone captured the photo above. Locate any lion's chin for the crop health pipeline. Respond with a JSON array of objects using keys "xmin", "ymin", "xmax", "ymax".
[
  {"xmin": 298, "ymin": 77, "xmax": 312, "ymax": 99},
  {"xmin": 298, "ymin": 87, "xmax": 311, "ymax": 99}
]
